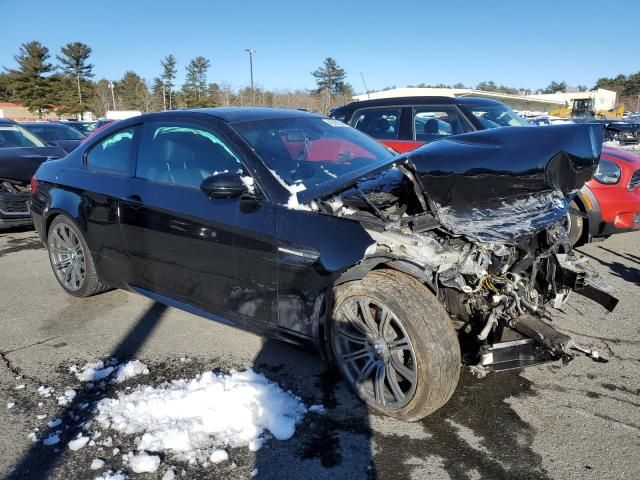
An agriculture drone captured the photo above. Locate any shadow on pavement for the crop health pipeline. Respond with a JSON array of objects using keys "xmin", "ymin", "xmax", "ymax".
[
  {"xmin": 6, "ymin": 302, "xmax": 167, "ymax": 479},
  {"xmin": 578, "ymin": 247, "xmax": 640, "ymax": 286},
  {"xmin": 253, "ymin": 339, "xmax": 375, "ymax": 480}
]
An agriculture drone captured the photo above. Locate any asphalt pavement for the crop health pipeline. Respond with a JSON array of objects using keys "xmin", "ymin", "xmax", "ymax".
[{"xmin": 1, "ymin": 228, "xmax": 639, "ymax": 480}]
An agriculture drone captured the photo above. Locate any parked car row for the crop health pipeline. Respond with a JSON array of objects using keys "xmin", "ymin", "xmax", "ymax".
[{"xmin": 330, "ymin": 96, "xmax": 640, "ymax": 246}]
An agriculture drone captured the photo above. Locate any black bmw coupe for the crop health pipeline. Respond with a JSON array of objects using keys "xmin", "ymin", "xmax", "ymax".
[{"xmin": 31, "ymin": 108, "xmax": 615, "ymax": 420}]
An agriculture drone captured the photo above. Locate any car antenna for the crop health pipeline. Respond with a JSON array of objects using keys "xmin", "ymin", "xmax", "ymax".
[{"xmin": 360, "ymin": 72, "xmax": 371, "ymax": 100}]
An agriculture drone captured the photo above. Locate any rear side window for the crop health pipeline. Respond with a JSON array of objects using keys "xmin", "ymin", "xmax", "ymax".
[
  {"xmin": 351, "ymin": 108, "xmax": 401, "ymax": 140},
  {"xmin": 413, "ymin": 106, "xmax": 472, "ymax": 141},
  {"xmin": 85, "ymin": 127, "xmax": 138, "ymax": 175},
  {"xmin": 136, "ymin": 123, "xmax": 242, "ymax": 188}
]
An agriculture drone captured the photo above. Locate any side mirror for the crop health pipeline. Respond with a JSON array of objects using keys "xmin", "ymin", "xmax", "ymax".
[{"xmin": 200, "ymin": 173, "xmax": 248, "ymax": 199}]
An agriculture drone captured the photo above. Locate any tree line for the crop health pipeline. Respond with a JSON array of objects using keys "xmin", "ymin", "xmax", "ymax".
[
  {"xmin": 0, "ymin": 41, "xmax": 354, "ymax": 118},
  {"xmin": 2, "ymin": 40, "xmax": 639, "ymax": 119}
]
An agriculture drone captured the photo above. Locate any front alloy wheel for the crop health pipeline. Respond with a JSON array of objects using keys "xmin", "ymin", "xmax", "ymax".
[
  {"xmin": 331, "ymin": 269, "xmax": 461, "ymax": 421},
  {"xmin": 333, "ymin": 296, "xmax": 418, "ymax": 409}
]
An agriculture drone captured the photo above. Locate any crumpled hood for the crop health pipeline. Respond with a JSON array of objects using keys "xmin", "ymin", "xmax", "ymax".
[
  {"xmin": 403, "ymin": 124, "xmax": 604, "ymax": 243},
  {"xmin": 0, "ymin": 146, "xmax": 67, "ymax": 184}
]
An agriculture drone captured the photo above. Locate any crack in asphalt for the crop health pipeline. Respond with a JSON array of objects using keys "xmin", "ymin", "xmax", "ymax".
[
  {"xmin": 1, "ymin": 336, "xmax": 61, "ymax": 356},
  {"xmin": 559, "ymin": 328, "xmax": 640, "ymax": 346}
]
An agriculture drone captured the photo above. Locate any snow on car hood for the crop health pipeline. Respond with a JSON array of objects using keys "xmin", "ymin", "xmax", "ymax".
[
  {"xmin": 0, "ymin": 146, "xmax": 67, "ymax": 183},
  {"xmin": 401, "ymin": 123, "xmax": 603, "ymax": 243}
]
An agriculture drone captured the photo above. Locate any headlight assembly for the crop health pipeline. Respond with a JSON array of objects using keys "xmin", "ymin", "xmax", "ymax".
[{"xmin": 593, "ymin": 159, "xmax": 621, "ymax": 185}]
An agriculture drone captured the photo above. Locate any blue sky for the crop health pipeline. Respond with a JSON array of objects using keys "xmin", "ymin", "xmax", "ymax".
[{"xmin": 1, "ymin": 0, "xmax": 638, "ymax": 93}]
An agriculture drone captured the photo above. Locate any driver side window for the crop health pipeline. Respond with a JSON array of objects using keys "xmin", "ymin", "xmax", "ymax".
[{"xmin": 136, "ymin": 122, "xmax": 243, "ymax": 188}]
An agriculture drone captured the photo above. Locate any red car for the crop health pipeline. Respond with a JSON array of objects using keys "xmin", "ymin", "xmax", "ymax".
[
  {"xmin": 571, "ymin": 147, "xmax": 640, "ymax": 244},
  {"xmin": 331, "ymin": 97, "xmax": 640, "ymax": 245}
]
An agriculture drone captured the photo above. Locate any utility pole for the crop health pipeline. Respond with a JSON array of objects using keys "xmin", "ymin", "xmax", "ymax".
[
  {"xmin": 108, "ymin": 82, "xmax": 116, "ymax": 111},
  {"xmin": 162, "ymin": 85, "xmax": 167, "ymax": 111},
  {"xmin": 245, "ymin": 48, "xmax": 256, "ymax": 105}
]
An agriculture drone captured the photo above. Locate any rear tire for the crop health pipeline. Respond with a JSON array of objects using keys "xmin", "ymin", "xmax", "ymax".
[
  {"xmin": 330, "ymin": 269, "xmax": 460, "ymax": 421},
  {"xmin": 47, "ymin": 215, "xmax": 110, "ymax": 297}
]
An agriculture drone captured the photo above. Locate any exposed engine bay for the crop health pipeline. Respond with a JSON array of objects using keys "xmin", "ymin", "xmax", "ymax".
[{"xmin": 318, "ymin": 124, "xmax": 617, "ymax": 374}]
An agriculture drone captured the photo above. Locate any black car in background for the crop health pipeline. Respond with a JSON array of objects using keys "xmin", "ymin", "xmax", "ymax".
[
  {"xmin": 21, "ymin": 122, "xmax": 86, "ymax": 153},
  {"xmin": 31, "ymin": 108, "xmax": 615, "ymax": 420},
  {"xmin": 330, "ymin": 96, "xmax": 529, "ymax": 153},
  {"xmin": 63, "ymin": 120, "xmax": 96, "ymax": 135},
  {"xmin": 94, "ymin": 118, "xmax": 115, "ymax": 129},
  {"xmin": 0, "ymin": 119, "xmax": 66, "ymax": 229}
]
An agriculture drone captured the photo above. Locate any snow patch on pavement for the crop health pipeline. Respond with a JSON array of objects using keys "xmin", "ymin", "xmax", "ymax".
[
  {"xmin": 111, "ymin": 360, "xmax": 149, "ymax": 383},
  {"xmin": 90, "ymin": 458, "xmax": 106, "ymax": 470},
  {"xmin": 95, "ymin": 470, "xmax": 127, "ymax": 480},
  {"xmin": 124, "ymin": 451, "xmax": 161, "ymax": 473},
  {"xmin": 70, "ymin": 359, "xmax": 149, "ymax": 385},
  {"xmin": 71, "ymin": 361, "xmax": 116, "ymax": 382},
  {"xmin": 68, "ymin": 435, "xmax": 90, "ymax": 451},
  {"xmin": 95, "ymin": 369, "xmax": 307, "ymax": 463}
]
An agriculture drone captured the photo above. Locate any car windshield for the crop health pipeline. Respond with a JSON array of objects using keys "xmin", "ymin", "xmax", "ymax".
[
  {"xmin": 25, "ymin": 124, "xmax": 85, "ymax": 141},
  {"xmin": 232, "ymin": 116, "xmax": 394, "ymax": 188},
  {"xmin": 0, "ymin": 123, "xmax": 46, "ymax": 148},
  {"xmin": 467, "ymin": 104, "xmax": 529, "ymax": 129},
  {"xmin": 67, "ymin": 122, "xmax": 95, "ymax": 134}
]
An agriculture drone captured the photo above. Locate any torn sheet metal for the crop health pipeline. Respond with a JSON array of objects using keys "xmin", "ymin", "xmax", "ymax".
[{"xmin": 404, "ymin": 124, "xmax": 604, "ymax": 243}]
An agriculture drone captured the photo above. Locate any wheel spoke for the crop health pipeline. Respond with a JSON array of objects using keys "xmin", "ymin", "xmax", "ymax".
[
  {"xmin": 390, "ymin": 355, "xmax": 416, "ymax": 384},
  {"xmin": 55, "ymin": 229, "xmax": 68, "ymax": 247},
  {"xmin": 357, "ymin": 298, "xmax": 378, "ymax": 334},
  {"xmin": 54, "ymin": 259, "xmax": 71, "ymax": 270},
  {"xmin": 388, "ymin": 337, "xmax": 411, "ymax": 352},
  {"xmin": 378, "ymin": 308, "xmax": 392, "ymax": 337},
  {"xmin": 373, "ymin": 361, "xmax": 386, "ymax": 405},
  {"xmin": 356, "ymin": 357, "xmax": 377, "ymax": 384},
  {"xmin": 339, "ymin": 347, "xmax": 370, "ymax": 363},
  {"xmin": 385, "ymin": 363, "xmax": 404, "ymax": 402},
  {"xmin": 64, "ymin": 265, "xmax": 73, "ymax": 283},
  {"xmin": 340, "ymin": 303, "xmax": 370, "ymax": 337},
  {"xmin": 335, "ymin": 325, "xmax": 367, "ymax": 345}
]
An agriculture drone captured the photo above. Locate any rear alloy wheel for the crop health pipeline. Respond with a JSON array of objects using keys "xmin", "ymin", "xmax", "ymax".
[
  {"xmin": 566, "ymin": 200, "xmax": 584, "ymax": 246},
  {"xmin": 330, "ymin": 269, "xmax": 460, "ymax": 421},
  {"xmin": 47, "ymin": 216, "xmax": 109, "ymax": 297}
]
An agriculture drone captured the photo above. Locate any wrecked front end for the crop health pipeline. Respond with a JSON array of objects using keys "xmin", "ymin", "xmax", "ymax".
[{"xmin": 320, "ymin": 124, "xmax": 617, "ymax": 373}]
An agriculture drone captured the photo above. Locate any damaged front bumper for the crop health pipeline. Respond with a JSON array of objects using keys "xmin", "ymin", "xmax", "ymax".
[{"xmin": 471, "ymin": 253, "xmax": 617, "ymax": 375}]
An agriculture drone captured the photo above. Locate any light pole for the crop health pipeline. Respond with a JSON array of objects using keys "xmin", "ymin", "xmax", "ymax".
[
  {"xmin": 245, "ymin": 48, "xmax": 256, "ymax": 105},
  {"xmin": 108, "ymin": 82, "xmax": 116, "ymax": 111}
]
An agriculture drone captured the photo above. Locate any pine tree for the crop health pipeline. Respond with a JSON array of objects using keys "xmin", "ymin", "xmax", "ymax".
[
  {"xmin": 311, "ymin": 57, "xmax": 351, "ymax": 97},
  {"xmin": 6, "ymin": 41, "xmax": 56, "ymax": 119},
  {"xmin": 160, "ymin": 54, "xmax": 177, "ymax": 109},
  {"xmin": 115, "ymin": 71, "xmax": 149, "ymax": 111},
  {"xmin": 182, "ymin": 56, "xmax": 212, "ymax": 107},
  {"xmin": 0, "ymin": 72, "xmax": 14, "ymax": 101},
  {"xmin": 56, "ymin": 42, "xmax": 94, "ymax": 116}
]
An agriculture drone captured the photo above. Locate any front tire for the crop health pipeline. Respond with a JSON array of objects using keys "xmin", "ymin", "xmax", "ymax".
[
  {"xmin": 47, "ymin": 215, "xmax": 109, "ymax": 297},
  {"xmin": 567, "ymin": 200, "xmax": 585, "ymax": 246},
  {"xmin": 330, "ymin": 269, "xmax": 460, "ymax": 421}
]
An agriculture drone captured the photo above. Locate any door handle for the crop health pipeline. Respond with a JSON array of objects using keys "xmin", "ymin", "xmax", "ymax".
[{"xmin": 123, "ymin": 194, "xmax": 144, "ymax": 207}]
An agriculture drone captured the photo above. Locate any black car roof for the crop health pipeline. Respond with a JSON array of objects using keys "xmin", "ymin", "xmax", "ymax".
[
  {"xmin": 133, "ymin": 107, "xmax": 322, "ymax": 125},
  {"xmin": 332, "ymin": 96, "xmax": 502, "ymax": 113}
]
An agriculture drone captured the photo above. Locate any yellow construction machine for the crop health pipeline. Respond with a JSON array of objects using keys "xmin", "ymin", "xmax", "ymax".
[{"xmin": 550, "ymin": 98, "xmax": 624, "ymax": 119}]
